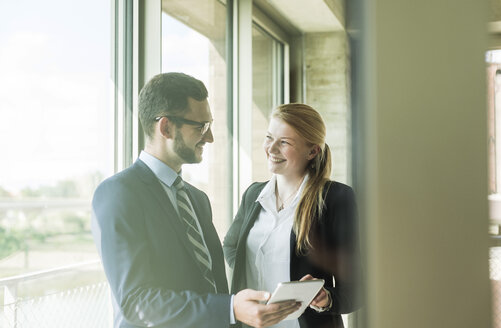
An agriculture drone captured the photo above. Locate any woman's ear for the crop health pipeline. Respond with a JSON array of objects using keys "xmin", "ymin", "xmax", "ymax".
[{"xmin": 307, "ymin": 145, "xmax": 321, "ymax": 160}]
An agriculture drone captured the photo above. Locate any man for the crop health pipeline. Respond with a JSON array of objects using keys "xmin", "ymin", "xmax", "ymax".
[{"xmin": 92, "ymin": 72, "xmax": 300, "ymax": 327}]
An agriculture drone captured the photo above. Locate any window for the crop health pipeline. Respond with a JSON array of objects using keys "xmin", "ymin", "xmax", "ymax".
[
  {"xmin": 162, "ymin": 0, "xmax": 230, "ymax": 237},
  {"xmin": 250, "ymin": 23, "xmax": 285, "ymax": 182},
  {"xmin": 487, "ymin": 49, "xmax": 501, "ymax": 328},
  {"xmin": 0, "ymin": 1, "xmax": 355, "ymax": 326},
  {"xmin": 0, "ymin": 0, "xmax": 112, "ymax": 325},
  {"xmin": 488, "ymin": 50, "xmax": 501, "ymax": 226},
  {"xmin": 488, "ymin": 50, "xmax": 501, "ymax": 196}
]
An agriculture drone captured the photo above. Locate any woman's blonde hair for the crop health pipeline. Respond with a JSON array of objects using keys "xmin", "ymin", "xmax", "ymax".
[{"xmin": 272, "ymin": 103, "xmax": 332, "ymax": 254}]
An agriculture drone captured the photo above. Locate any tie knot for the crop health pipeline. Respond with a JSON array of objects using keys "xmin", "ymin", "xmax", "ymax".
[{"xmin": 174, "ymin": 176, "xmax": 185, "ymax": 190}]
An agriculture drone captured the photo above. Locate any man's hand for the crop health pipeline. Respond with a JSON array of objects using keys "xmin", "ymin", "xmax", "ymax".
[
  {"xmin": 233, "ymin": 289, "xmax": 301, "ymax": 328},
  {"xmin": 300, "ymin": 274, "xmax": 330, "ymax": 308}
]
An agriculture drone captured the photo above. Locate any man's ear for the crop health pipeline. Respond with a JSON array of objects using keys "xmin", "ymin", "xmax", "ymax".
[
  {"xmin": 158, "ymin": 117, "xmax": 174, "ymax": 139},
  {"xmin": 307, "ymin": 145, "xmax": 321, "ymax": 160}
]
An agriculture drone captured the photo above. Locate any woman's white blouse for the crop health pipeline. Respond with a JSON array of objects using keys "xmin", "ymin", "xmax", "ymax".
[{"xmin": 245, "ymin": 175, "xmax": 308, "ymax": 328}]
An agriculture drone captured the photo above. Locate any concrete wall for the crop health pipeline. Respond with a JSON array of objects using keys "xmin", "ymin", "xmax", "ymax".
[{"xmin": 304, "ymin": 31, "xmax": 350, "ymax": 184}]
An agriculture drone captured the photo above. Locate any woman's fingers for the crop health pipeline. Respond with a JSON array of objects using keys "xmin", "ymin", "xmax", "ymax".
[{"xmin": 299, "ymin": 274, "xmax": 314, "ymax": 281}]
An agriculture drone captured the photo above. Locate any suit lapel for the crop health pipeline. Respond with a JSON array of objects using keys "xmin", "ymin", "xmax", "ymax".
[
  {"xmin": 183, "ymin": 184, "xmax": 216, "ymax": 258},
  {"xmin": 133, "ymin": 160, "xmax": 205, "ymax": 277},
  {"xmin": 184, "ymin": 184, "xmax": 230, "ymax": 293},
  {"xmin": 184, "ymin": 186, "xmax": 216, "ymax": 247}
]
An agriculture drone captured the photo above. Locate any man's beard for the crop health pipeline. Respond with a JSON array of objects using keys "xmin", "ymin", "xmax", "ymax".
[{"xmin": 174, "ymin": 132, "xmax": 201, "ymax": 164}]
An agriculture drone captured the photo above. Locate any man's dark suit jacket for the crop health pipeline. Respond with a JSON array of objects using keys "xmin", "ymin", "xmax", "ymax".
[
  {"xmin": 92, "ymin": 159, "xmax": 231, "ymax": 328},
  {"xmin": 223, "ymin": 180, "xmax": 361, "ymax": 328}
]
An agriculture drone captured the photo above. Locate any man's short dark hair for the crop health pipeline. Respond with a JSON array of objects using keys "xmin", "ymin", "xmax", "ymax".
[{"xmin": 138, "ymin": 72, "xmax": 208, "ymax": 138}]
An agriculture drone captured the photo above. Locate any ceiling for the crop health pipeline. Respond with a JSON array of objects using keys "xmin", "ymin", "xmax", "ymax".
[{"xmin": 254, "ymin": 0, "xmax": 345, "ymax": 34}]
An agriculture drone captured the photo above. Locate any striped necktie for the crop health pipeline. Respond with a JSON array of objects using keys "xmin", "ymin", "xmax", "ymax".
[{"xmin": 173, "ymin": 177, "xmax": 217, "ymax": 292}]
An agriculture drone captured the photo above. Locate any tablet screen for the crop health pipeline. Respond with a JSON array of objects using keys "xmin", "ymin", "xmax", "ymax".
[{"xmin": 266, "ymin": 279, "xmax": 325, "ymax": 320}]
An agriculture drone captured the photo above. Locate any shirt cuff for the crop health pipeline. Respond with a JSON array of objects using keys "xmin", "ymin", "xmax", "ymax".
[
  {"xmin": 309, "ymin": 289, "xmax": 333, "ymax": 313},
  {"xmin": 230, "ymin": 294, "xmax": 236, "ymax": 324}
]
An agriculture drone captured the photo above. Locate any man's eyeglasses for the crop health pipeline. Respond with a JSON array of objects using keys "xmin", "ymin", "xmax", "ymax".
[{"xmin": 155, "ymin": 116, "xmax": 212, "ymax": 135}]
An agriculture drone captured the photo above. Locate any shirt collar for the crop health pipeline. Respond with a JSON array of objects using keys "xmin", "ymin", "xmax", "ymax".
[
  {"xmin": 256, "ymin": 174, "xmax": 276, "ymax": 201},
  {"xmin": 139, "ymin": 150, "xmax": 181, "ymax": 187},
  {"xmin": 256, "ymin": 174, "xmax": 310, "ymax": 212}
]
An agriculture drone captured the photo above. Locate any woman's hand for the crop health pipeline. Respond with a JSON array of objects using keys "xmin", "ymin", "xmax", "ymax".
[{"xmin": 300, "ymin": 274, "xmax": 331, "ymax": 308}]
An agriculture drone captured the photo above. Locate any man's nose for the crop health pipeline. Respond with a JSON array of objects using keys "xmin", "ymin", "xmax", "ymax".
[{"xmin": 202, "ymin": 127, "xmax": 214, "ymax": 143}]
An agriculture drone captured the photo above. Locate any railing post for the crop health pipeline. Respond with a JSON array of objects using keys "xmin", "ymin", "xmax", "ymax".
[{"xmin": 4, "ymin": 283, "xmax": 18, "ymax": 328}]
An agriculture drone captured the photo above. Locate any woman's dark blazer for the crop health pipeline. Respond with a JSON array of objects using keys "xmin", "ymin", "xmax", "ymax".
[{"xmin": 223, "ymin": 180, "xmax": 362, "ymax": 328}]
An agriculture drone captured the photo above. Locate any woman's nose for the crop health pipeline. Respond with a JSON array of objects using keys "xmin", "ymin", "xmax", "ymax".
[{"xmin": 268, "ymin": 140, "xmax": 280, "ymax": 153}]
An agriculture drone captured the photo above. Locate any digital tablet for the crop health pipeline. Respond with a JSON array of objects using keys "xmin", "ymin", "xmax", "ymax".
[{"xmin": 266, "ymin": 279, "xmax": 325, "ymax": 320}]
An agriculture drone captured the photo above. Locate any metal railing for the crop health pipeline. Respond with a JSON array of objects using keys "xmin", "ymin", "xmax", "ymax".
[
  {"xmin": 0, "ymin": 260, "xmax": 112, "ymax": 328},
  {"xmin": 0, "ymin": 198, "xmax": 90, "ymax": 210}
]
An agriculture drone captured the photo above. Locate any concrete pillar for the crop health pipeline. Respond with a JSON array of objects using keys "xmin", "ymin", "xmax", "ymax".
[{"xmin": 304, "ymin": 31, "xmax": 350, "ymax": 184}]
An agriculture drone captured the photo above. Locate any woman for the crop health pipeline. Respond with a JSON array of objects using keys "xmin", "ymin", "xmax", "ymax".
[{"xmin": 223, "ymin": 103, "xmax": 361, "ymax": 328}]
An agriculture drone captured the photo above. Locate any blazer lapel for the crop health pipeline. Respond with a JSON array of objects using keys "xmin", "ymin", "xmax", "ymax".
[
  {"xmin": 231, "ymin": 188, "xmax": 265, "ymax": 292},
  {"xmin": 183, "ymin": 184, "xmax": 231, "ymax": 293},
  {"xmin": 184, "ymin": 186, "xmax": 217, "ymax": 249},
  {"xmin": 238, "ymin": 201, "xmax": 262, "ymax": 246},
  {"xmin": 236, "ymin": 183, "xmax": 268, "ymax": 246},
  {"xmin": 183, "ymin": 185, "xmax": 216, "ymax": 257},
  {"xmin": 133, "ymin": 160, "xmax": 205, "ymax": 276}
]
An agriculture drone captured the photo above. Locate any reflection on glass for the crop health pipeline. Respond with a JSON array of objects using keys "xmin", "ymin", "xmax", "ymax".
[{"xmin": 162, "ymin": 0, "xmax": 229, "ymax": 237}]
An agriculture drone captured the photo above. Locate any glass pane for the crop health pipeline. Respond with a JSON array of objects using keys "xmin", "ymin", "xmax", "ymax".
[
  {"xmin": 162, "ymin": 0, "xmax": 229, "ymax": 237},
  {"xmin": 251, "ymin": 24, "xmax": 284, "ymax": 182},
  {"xmin": 488, "ymin": 50, "xmax": 501, "ymax": 195},
  {"xmin": 487, "ymin": 49, "xmax": 501, "ymax": 328},
  {"xmin": 0, "ymin": 0, "xmax": 112, "ymax": 325}
]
